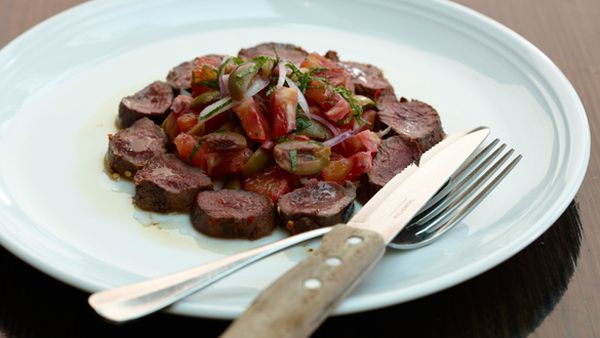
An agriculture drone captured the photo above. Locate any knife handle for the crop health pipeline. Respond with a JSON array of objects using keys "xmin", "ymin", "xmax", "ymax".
[{"xmin": 220, "ymin": 224, "xmax": 386, "ymax": 338}]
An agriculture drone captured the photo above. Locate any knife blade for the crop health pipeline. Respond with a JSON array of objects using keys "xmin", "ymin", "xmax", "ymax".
[{"xmin": 221, "ymin": 127, "xmax": 490, "ymax": 338}]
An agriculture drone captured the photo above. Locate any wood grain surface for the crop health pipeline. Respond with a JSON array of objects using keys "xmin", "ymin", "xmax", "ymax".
[{"xmin": 0, "ymin": 0, "xmax": 598, "ymax": 337}]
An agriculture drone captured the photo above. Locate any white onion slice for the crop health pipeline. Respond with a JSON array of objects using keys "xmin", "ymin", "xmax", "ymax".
[
  {"xmin": 276, "ymin": 61, "xmax": 287, "ymax": 89},
  {"xmin": 322, "ymin": 130, "xmax": 355, "ymax": 148},
  {"xmin": 310, "ymin": 114, "xmax": 340, "ymax": 136},
  {"xmin": 377, "ymin": 126, "xmax": 392, "ymax": 138},
  {"xmin": 285, "ymin": 76, "xmax": 311, "ymax": 118},
  {"xmin": 219, "ymin": 73, "xmax": 230, "ymax": 97},
  {"xmin": 199, "ymin": 96, "xmax": 233, "ymax": 121},
  {"xmin": 245, "ymin": 76, "xmax": 270, "ymax": 98}
]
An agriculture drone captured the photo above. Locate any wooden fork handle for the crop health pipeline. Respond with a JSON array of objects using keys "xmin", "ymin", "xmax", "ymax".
[{"xmin": 220, "ymin": 224, "xmax": 386, "ymax": 338}]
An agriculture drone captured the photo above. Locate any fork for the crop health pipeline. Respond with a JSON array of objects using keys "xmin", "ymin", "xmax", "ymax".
[{"xmin": 88, "ymin": 138, "xmax": 521, "ymax": 322}]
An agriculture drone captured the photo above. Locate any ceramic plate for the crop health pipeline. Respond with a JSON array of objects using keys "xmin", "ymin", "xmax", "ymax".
[{"xmin": 0, "ymin": 0, "xmax": 589, "ymax": 319}]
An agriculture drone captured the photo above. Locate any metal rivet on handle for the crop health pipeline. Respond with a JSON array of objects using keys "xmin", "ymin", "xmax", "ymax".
[
  {"xmin": 346, "ymin": 236, "xmax": 363, "ymax": 245},
  {"xmin": 325, "ymin": 257, "xmax": 342, "ymax": 267},
  {"xmin": 303, "ymin": 278, "xmax": 322, "ymax": 289}
]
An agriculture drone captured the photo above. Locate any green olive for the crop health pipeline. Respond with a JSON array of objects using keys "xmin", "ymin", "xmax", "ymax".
[
  {"xmin": 273, "ymin": 141, "xmax": 331, "ymax": 175},
  {"xmin": 187, "ymin": 121, "xmax": 205, "ymax": 136},
  {"xmin": 259, "ymin": 58, "xmax": 276, "ymax": 78},
  {"xmin": 228, "ymin": 62, "xmax": 258, "ymax": 100},
  {"xmin": 242, "ymin": 147, "xmax": 273, "ymax": 177},
  {"xmin": 160, "ymin": 112, "xmax": 180, "ymax": 141},
  {"xmin": 296, "ymin": 119, "xmax": 333, "ymax": 141},
  {"xmin": 190, "ymin": 90, "xmax": 221, "ymax": 108}
]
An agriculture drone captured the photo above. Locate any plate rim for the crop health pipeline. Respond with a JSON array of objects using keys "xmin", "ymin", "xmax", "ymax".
[{"xmin": 0, "ymin": 0, "xmax": 590, "ymax": 319}]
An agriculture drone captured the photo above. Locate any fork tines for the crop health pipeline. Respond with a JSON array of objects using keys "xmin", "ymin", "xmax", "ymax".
[{"xmin": 389, "ymin": 138, "xmax": 522, "ymax": 249}]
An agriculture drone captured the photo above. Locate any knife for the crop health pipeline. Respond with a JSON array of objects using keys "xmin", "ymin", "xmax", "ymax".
[{"xmin": 220, "ymin": 127, "xmax": 490, "ymax": 338}]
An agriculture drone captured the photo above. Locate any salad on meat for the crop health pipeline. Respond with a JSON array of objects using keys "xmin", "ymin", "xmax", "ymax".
[{"xmin": 106, "ymin": 42, "xmax": 444, "ymax": 240}]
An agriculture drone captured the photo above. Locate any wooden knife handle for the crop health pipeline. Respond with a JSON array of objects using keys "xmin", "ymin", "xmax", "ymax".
[{"xmin": 220, "ymin": 224, "xmax": 386, "ymax": 338}]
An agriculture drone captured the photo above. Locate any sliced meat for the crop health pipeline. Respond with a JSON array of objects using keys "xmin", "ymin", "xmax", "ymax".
[
  {"xmin": 324, "ymin": 50, "xmax": 340, "ymax": 62},
  {"xmin": 106, "ymin": 117, "xmax": 168, "ymax": 178},
  {"xmin": 341, "ymin": 61, "xmax": 395, "ymax": 100},
  {"xmin": 166, "ymin": 60, "xmax": 193, "ymax": 91},
  {"xmin": 366, "ymin": 136, "xmax": 416, "ymax": 191},
  {"xmin": 378, "ymin": 98, "xmax": 445, "ymax": 153},
  {"xmin": 133, "ymin": 153, "xmax": 212, "ymax": 213},
  {"xmin": 278, "ymin": 181, "xmax": 356, "ymax": 235},
  {"xmin": 118, "ymin": 81, "xmax": 174, "ymax": 128},
  {"xmin": 238, "ymin": 42, "xmax": 308, "ymax": 66},
  {"xmin": 191, "ymin": 190, "xmax": 276, "ymax": 239}
]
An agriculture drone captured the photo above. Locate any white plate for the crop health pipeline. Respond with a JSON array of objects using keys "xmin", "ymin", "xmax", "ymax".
[{"xmin": 0, "ymin": 0, "xmax": 589, "ymax": 319}]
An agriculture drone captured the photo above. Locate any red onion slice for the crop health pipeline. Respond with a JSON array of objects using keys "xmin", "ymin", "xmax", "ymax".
[
  {"xmin": 310, "ymin": 114, "xmax": 340, "ymax": 136},
  {"xmin": 276, "ymin": 61, "xmax": 287, "ymax": 89},
  {"xmin": 285, "ymin": 76, "xmax": 311, "ymax": 118},
  {"xmin": 322, "ymin": 130, "xmax": 355, "ymax": 148},
  {"xmin": 219, "ymin": 73, "xmax": 230, "ymax": 97},
  {"xmin": 245, "ymin": 76, "xmax": 270, "ymax": 98},
  {"xmin": 199, "ymin": 96, "xmax": 233, "ymax": 121}
]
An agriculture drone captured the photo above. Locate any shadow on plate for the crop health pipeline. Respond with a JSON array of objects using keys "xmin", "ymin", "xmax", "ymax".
[
  {"xmin": 314, "ymin": 200, "xmax": 583, "ymax": 338},
  {"xmin": 0, "ymin": 202, "xmax": 582, "ymax": 338}
]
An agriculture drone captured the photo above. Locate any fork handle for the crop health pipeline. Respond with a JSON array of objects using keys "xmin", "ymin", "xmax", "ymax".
[
  {"xmin": 221, "ymin": 224, "xmax": 386, "ymax": 338},
  {"xmin": 88, "ymin": 227, "xmax": 332, "ymax": 322}
]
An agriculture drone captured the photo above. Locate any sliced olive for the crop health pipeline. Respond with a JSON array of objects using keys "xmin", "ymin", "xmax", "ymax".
[
  {"xmin": 223, "ymin": 176, "xmax": 242, "ymax": 190},
  {"xmin": 160, "ymin": 112, "xmax": 180, "ymax": 141},
  {"xmin": 190, "ymin": 90, "xmax": 221, "ymax": 109},
  {"xmin": 296, "ymin": 119, "xmax": 333, "ymax": 141},
  {"xmin": 188, "ymin": 121, "xmax": 205, "ymax": 136},
  {"xmin": 228, "ymin": 62, "xmax": 259, "ymax": 100},
  {"xmin": 214, "ymin": 121, "xmax": 236, "ymax": 133},
  {"xmin": 259, "ymin": 58, "xmax": 276, "ymax": 78},
  {"xmin": 242, "ymin": 147, "xmax": 273, "ymax": 177},
  {"xmin": 200, "ymin": 131, "xmax": 247, "ymax": 151},
  {"xmin": 273, "ymin": 141, "xmax": 331, "ymax": 175}
]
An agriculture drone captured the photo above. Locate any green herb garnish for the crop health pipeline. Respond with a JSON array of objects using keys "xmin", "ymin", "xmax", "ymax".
[
  {"xmin": 275, "ymin": 136, "xmax": 292, "ymax": 143},
  {"xmin": 251, "ymin": 55, "xmax": 276, "ymax": 70},
  {"xmin": 285, "ymin": 62, "xmax": 328, "ymax": 93},
  {"xmin": 296, "ymin": 115, "xmax": 312, "ymax": 131},
  {"xmin": 216, "ymin": 56, "xmax": 244, "ymax": 85},
  {"xmin": 289, "ymin": 149, "xmax": 298, "ymax": 172},
  {"xmin": 199, "ymin": 79, "xmax": 219, "ymax": 90},
  {"xmin": 334, "ymin": 86, "xmax": 363, "ymax": 122},
  {"xmin": 286, "ymin": 62, "xmax": 363, "ymax": 121},
  {"xmin": 191, "ymin": 68, "xmax": 220, "ymax": 90}
]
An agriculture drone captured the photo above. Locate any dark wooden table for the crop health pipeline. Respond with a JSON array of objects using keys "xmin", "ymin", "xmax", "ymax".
[{"xmin": 1, "ymin": 1, "xmax": 598, "ymax": 337}]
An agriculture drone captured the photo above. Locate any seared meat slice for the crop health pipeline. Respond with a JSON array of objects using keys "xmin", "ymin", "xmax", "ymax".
[
  {"xmin": 366, "ymin": 136, "xmax": 416, "ymax": 192},
  {"xmin": 191, "ymin": 190, "xmax": 277, "ymax": 239},
  {"xmin": 133, "ymin": 153, "xmax": 212, "ymax": 213},
  {"xmin": 238, "ymin": 42, "xmax": 308, "ymax": 66},
  {"xmin": 118, "ymin": 81, "xmax": 174, "ymax": 128},
  {"xmin": 341, "ymin": 61, "xmax": 395, "ymax": 100},
  {"xmin": 378, "ymin": 98, "xmax": 445, "ymax": 153},
  {"xmin": 106, "ymin": 117, "xmax": 168, "ymax": 178},
  {"xmin": 166, "ymin": 60, "xmax": 193, "ymax": 91},
  {"xmin": 278, "ymin": 181, "xmax": 356, "ymax": 235}
]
